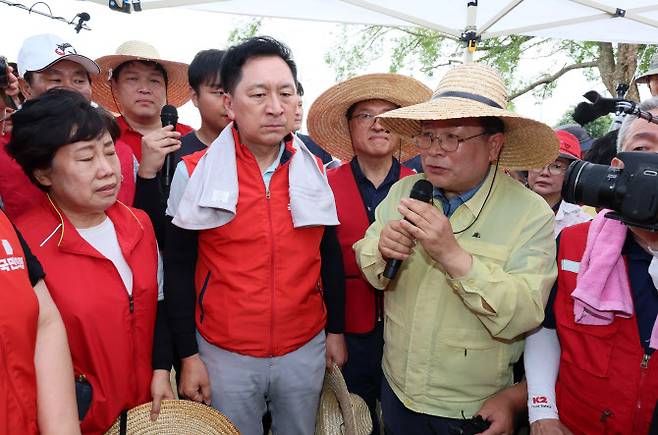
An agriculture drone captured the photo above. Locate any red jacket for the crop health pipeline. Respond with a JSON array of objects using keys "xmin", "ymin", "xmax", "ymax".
[
  {"xmin": 328, "ymin": 162, "xmax": 414, "ymax": 333},
  {"xmin": 0, "ymin": 210, "xmax": 39, "ymax": 435},
  {"xmin": 0, "ymin": 134, "xmax": 135, "ymax": 219},
  {"xmin": 182, "ymin": 130, "xmax": 326, "ymax": 357},
  {"xmin": 117, "ymin": 116, "xmax": 193, "ymax": 162},
  {"xmin": 554, "ymin": 222, "xmax": 658, "ymax": 434},
  {"xmin": 15, "ymin": 198, "xmax": 159, "ymax": 435}
]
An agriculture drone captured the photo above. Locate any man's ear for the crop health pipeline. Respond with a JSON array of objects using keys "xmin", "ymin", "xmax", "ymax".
[
  {"xmin": 224, "ymin": 93, "xmax": 235, "ymax": 121},
  {"xmin": 189, "ymin": 86, "xmax": 199, "ymax": 108},
  {"xmin": 18, "ymin": 78, "xmax": 33, "ymax": 100},
  {"xmin": 487, "ymin": 132, "xmax": 505, "ymax": 162},
  {"xmin": 33, "ymin": 168, "xmax": 53, "ymax": 189}
]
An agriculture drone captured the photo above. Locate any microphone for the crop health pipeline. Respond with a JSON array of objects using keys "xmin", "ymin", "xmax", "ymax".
[
  {"xmin": 160, "ymin": 104, "xmax": 178, "ymax": 187},
  {"xmin": 74, "ymin": 13, "xmax": 91, "ymax": 33},
  {"xmin": 573, "ymin": 91, "xmax": 623, "ymax": 126},
  {"xmin": 383, "ymin": 179, "xmax": 434, "ymax": 280}
]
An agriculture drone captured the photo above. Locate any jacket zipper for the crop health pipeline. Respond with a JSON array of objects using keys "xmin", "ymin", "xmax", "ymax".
[
  {"xmin": 266, "ymin": 187, "xmax": 276, "ymax": 356},
  {"xmin": 631, "ymin": 352, "xmax": 651, "ymax": 433}
]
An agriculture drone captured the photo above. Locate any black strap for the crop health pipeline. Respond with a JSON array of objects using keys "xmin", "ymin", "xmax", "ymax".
[
  {"xmin": 119, "ymin": 410, "xmax": 128, "ymax": 435},
  {"xmin": 433, "ymin": 91, "xmax": 503, "ymax": 109}
]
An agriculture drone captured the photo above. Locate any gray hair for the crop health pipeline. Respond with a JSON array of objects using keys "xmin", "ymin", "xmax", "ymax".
[{"xmin": 617, "ymin": 96, "xmax": 658, "ymax": 152}]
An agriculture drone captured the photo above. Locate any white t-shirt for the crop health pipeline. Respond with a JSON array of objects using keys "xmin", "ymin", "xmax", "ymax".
[{"xmin": 78, "ymin": 217, "xmax": 163, "ymax": 300}]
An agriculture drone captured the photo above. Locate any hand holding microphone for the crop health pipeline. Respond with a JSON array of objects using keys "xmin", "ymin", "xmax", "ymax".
[
  {"xmin": 137, "ymin": 105, "xmax": 182, "ymax": 180},
  {"xmin": 381, "ymin": 180, "xmax": 433, "ymax": 279},
  {"xmin": 379, "ymin": 178, "xmax": 473, "ymax": 280}
]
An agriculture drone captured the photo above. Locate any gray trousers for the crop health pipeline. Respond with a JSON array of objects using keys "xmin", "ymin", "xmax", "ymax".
[{"xmin": 198, "ymin": 331, "xmax": 326, "ymax": 435}]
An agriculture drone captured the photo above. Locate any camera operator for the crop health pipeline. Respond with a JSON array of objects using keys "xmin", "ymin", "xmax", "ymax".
[{"xmin": 524, "ymin": 97, "xmax": 658, "ymax": 434}]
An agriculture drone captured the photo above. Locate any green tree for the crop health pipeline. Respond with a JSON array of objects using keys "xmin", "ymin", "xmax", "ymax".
[
  {"xmin": 227, "ymin": 18, "xmax": 263, "ymax": 45},
  {"xmin": 325, "ymin": 26, "xmax": 657, "ymax": 102}
]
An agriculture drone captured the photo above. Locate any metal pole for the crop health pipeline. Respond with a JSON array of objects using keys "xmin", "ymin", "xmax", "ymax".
[{"xmin": 463, "ymin": 1, "xmax": 478, "ymax": 63}]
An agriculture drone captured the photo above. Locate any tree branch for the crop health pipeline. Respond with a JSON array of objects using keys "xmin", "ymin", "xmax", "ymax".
[{"xmin": 509, "ymin": 61, "xmax": 597, "ymax": 99}]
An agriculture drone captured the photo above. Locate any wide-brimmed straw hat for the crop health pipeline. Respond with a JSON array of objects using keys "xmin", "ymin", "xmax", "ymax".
[
  {"xmin": 92, "ymin": 40, "xmax": 190, "ymax": 113},
  {"xmin": 104, "ymin": 400, "xmax": 239, "ymax": 434},
  {"xmin": 315, "ymin": 365, "xmax": 372, "ymax": 435},
  {"xmin": 307, "ymin": 73, "xmax": 432, "ymax": 162},
  {"xmin": 378, "ymin": 63, "xmax": 559, "ymax": 170},
  {"xmin": 636, "ymin": 52, "xmax": 658, "ymax": 84}
]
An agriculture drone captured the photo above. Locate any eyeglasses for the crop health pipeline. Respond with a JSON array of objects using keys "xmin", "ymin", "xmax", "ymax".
[
  {"xmin": 350, "ymin": 113, "xmax": 382, "ymax": 128},
  {"xmin": 530, "ymin": 162, "xmax": 568, "ymax": 176},
  {"xmin": 412, "ymin": 131, "xmax": 489, "ymax": 152}
]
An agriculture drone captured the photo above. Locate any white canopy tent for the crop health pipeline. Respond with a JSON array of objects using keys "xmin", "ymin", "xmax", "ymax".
[{"xmin": 83, "ymin": 0, "xmax": 658, "ymax": 60}]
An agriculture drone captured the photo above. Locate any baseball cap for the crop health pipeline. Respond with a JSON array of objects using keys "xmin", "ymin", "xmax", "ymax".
[
  {"xmin": 17, "ymin": 34, "xmax": 100, "ymax": 78},
  {"xmin": 556, "ymin": 130, "xmax": 582, "ymax": 160},
  {"xmin": 556, "ymin": 124, "xmax": 594, "ymax": 152}
]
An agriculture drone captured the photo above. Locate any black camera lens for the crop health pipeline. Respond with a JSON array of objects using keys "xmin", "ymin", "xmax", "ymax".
[{"xmin": 562, "ymin": 160, "xmax": 621, "ymax": 210}]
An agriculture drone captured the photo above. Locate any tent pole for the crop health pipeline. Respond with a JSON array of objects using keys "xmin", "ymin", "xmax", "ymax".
[{"xmin": 463, "ymin": 0, "xmax": 478, "ymax": 63}]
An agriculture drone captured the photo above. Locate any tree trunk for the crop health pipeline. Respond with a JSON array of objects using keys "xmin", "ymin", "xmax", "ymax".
[{"xmin": 597, "ymin": 42, "xmax": 640, "ymax": 101}]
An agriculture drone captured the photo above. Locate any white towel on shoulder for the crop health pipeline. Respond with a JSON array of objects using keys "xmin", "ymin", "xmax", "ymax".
[{"xmin": 171, "ymin": 124, "xmax": 339, "ymax": 230}]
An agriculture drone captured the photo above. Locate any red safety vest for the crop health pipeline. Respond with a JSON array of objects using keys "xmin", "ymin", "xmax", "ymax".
[
  {"xmin": 328, "ymin": 162, "xmax": 414, "ymax": 333},
  {"xmin": 15, "ymin": 199, "xmax": 158, "ymax": 435},
  {"xmin": 554, "ymin": 221, "xmax": 658, "ymax": 434},
  {"xmin": 0, "ymin": 210, "xmax": 39, "ymax": 435},
  {"xmin": 182, "ymin": 130, "xmax": 326, "ymax": 357}
]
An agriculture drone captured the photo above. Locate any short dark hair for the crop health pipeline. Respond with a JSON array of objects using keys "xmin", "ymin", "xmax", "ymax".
[
  {"xmin": 220, "ymin": 36, "xmax": 297, "ymax": 94},
  {"xmin": 7, "ymin": 88, "xmax": 120, "ymax": 191},
  {"xmin": 188, "ymin": 49, "xmax": 225, "ymax": 93},
  {"xmin": 297, "ymin": 81, "xmax": 304, "ymax": 97},
  {"xmin": 480, "ymin": 116, "xmax": 505, "ymax": 134},
  {"xmin": 112, "ymin": 60, "xmax": 168, "ymax": 87}
]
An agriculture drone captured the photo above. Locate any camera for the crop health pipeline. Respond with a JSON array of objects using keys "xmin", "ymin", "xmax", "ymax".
[{"xmin": 562, "ymin": 151, "xmax": 658, "ymax": 230}]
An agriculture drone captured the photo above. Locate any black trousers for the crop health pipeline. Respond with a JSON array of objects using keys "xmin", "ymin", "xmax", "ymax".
[
  {"xmin": 343, "ymin": 321, "xmax": 385, "ymax": 435},
  {"xmin": 381, "ymin": 378, "xmax": 466, "ymax": 435}
]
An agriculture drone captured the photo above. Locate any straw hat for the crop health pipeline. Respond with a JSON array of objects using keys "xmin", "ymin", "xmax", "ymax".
[
  {"xmin": 636, "ymin": 52, "xmax": 658, "ymax": 84},
  {"xmin": 92, "ymin": 41, "xmax": 190, "ymax": 113},
  {"xmin": 315, "ymin": 365, "xmax": 372, "ymax": 435},
  {"xmin": 378, "ymin": 63, "xmax": 559, "ymax": 170},
  {"xmin": 306, "ymin": 73, "xmax": 432, "ymax": 162},
  {"xmin": 104, "ymin": 400, "xmax": 239, "ymax": 434}
]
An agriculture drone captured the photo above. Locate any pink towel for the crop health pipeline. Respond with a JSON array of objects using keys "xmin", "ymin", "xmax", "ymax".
[{"xmin": 571, "ymin": 210, "xmax": 633, "ymax": 324}]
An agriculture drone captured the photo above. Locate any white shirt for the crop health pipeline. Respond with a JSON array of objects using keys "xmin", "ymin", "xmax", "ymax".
[{"xmin": 78, "ymin": 217, "xmax": 163, "ymax": 300}]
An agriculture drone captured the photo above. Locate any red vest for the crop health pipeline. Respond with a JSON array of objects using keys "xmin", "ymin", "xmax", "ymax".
[
  {"xmin": 0, "ymin": 210, "xmax": 39, "ymax": 435},
  {"xmin": 554, "ymin": 222, "xmax": 658, "ymax": 434},
  {"xmin": 327, "ymin": 162, "xmax": 414, "ymax": 333},
  {"xmin": 0, "ymin": 134, "xmax": 135, "ymax": 219},
  {"xmin": 15, "ymin": 199, "xmax": 159, "ymax": 435},
  {"xmin": 117, "ymin": 115, "xmax": 193, "ymax": 162},
  {"xmin": 182, "ymin": 130, "xmax": 326, "ymax": 357}
]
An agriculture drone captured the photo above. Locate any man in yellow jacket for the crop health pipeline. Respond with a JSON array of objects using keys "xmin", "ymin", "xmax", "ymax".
[{"xmin": 354, "ymin": 63, "xmax": 559, "ymax": 435}]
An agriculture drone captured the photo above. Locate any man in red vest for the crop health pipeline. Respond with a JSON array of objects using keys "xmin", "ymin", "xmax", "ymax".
[
  {"xmin": 307, "ymin": 73, "xmax": 431, "ymax": 434},
  {"xmin": 164, "ymin": 36, "xmax": 343, "ymax": 435},
  {"xmin": 525, "ymin": 97, "xmax": 658, "ymax": 434}
]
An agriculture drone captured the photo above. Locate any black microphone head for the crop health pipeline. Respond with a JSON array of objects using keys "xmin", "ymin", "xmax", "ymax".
[
  {"xmin": 409, "ymin": 179, "xmax": 434, "ymax": 203},
  {"xmin": 160, "ymin": 104, "xmax": 178, "ymax": 127},
  {"xmin": 573, "ymin": 101, "xmax": 601, "ymax": 126}
]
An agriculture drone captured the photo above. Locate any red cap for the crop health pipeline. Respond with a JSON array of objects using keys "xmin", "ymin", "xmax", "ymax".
[{"xmin": 555, "ymin": 130, "xmax": 582, "ymax": 160}]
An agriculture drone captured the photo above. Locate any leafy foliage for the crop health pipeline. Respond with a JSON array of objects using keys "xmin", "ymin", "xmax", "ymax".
[{"xmin": 227, "ymin": 18, "xmax": 263, "ymax": 45}]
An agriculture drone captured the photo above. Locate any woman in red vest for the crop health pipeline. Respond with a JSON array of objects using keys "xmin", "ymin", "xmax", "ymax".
[
  {"xmin": 307, "ymin": 73, "xmax": 431, "ymax": 435},
  {"xmin": 7, "ymin": 88, "xmax": 173, "ymax": 434},
  {"xmin": 0, "ymin": 208, "xmax": 80, "ymax": 434}
]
